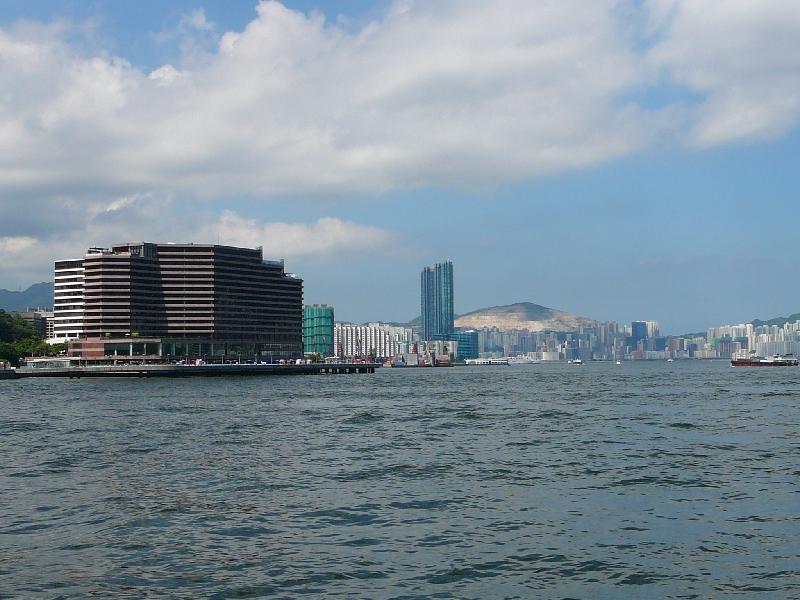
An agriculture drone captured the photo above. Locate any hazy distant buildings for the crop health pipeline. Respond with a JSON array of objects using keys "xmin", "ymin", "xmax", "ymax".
[
  {"xmin": 631, "ymin": 321, "xmax": 648, "ymax": 347},
  {"xmin": 421, "ymin": 261, "xmax": 454, "ymax": 340},
  {"xmin": 303, "ymin": 304, "xmax": 334, "ymax": 356},
  {"xmin": 707, "ymin": 320, "xmax": 800, "ymax": 359}
]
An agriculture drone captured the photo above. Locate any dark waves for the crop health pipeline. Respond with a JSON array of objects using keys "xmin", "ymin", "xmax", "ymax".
[{"xmin": 1, "ymin": 362, "xmax": 799, "ymax": 598}]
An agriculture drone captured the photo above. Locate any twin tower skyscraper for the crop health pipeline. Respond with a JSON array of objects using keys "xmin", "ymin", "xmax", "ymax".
[{"xmin": 420, "ymin": 261, "xmax": 454, "ymax": 341}]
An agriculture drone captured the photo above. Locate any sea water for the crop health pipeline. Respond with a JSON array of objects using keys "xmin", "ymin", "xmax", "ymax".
[{"xmin": 1, "ymin": 361, "xmax": 798, "ymax": 598}]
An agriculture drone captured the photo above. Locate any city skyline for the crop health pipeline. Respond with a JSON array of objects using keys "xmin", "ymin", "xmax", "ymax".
[
  {"xmin": 0, "ymin": 1, "xmax": 799, "ymax": 333},
  {"xmin": 3, "ymin": 255, "xmax": 800, "ymax": 339}
]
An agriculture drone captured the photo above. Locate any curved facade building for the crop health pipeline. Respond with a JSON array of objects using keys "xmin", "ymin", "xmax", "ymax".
[{"xmin": 57, "ymin": 242, "xmax": 303, "ymax": 359}]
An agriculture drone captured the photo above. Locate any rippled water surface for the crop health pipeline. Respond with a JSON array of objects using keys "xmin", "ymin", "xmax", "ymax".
[{"xmin": 2, "ymin": 361, "xmax": 799, "ymax": 599}]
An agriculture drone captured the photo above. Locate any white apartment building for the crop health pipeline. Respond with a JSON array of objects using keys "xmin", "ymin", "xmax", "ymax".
[
  {"xmin": 707, "ymin": 321, "xmax": 800, "ymax": 358},
  {"xmin": 49, "ymin": 258, "xmax": 85, "ymax": 343},
  {"xmin": 334, "ymin": 323, "xmax": 413, "ymax": 358}
]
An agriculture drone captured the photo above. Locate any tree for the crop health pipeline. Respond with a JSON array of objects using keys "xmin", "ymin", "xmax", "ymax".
[
  {"xmin": 0, "ymin": 310, "xmax": 64, "ymax": 366},
  {"xmin": 0, "ymin": 310, "xmax": 37, "ymax": 342}
]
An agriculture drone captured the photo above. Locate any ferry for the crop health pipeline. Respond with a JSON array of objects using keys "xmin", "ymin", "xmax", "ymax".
[
  {"xmin": 465, "ymin": 358, "xmax": 509, "ymax": 366},
  {"xmin": 731, "ymin": 354, "xmax": 799, "ymax": 367},
  {"xmin": 507, "ymin": 356, "xmax": 539, "ymax": 365}
]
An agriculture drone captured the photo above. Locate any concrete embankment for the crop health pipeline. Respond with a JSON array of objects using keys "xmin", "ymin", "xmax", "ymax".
[{"xmin": 5, "ymin": 363, "xmax": 380, "ymax": 379}]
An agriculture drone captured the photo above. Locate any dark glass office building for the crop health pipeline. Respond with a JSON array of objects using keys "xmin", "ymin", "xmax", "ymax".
[
  {"xmin": 72, "ymin": 242, "xmax": 303, "ymax": 358},
  {"xmin": 421, "ymin": 261, "xmax": 454, "ymax": 340},
  {"xmin": 433, "ymin": 329, "xmax": 478, "ymax": 360},
  {"xmin": 630, "ymin": 320, "xmax": 648, "ymax": 349}
]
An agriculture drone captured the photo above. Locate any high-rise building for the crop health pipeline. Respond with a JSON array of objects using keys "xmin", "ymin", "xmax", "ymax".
[
  {"xmin": 303, "ymin": 304, "xmax": 334, "ymax": 356},
  {"xmin": 420, "ymin": 261, "xmax": 454, "ymax": 340},
  {"xmin": 51, "ymin": 259, "xmax": 85, "ymax": 343},
  {"xmin": 55, "ymin": 243, "xmax": 303, "ymax": 358},
  {"xmin": 631, "ymin": 321, "xmax": 648, "ymax": 347}
]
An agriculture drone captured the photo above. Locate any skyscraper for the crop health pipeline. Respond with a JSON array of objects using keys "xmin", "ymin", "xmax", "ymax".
[
  {"xmin": 631, "ymin": 321, "xmax": 648, "ymax": 348},
  {"xmin": 420, "ymin": 261, "xmax": 454, "ymax": 340}
]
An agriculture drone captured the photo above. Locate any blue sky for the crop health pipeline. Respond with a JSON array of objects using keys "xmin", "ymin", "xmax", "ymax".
[{"xmin": 0, "ymin": 1, "xmax": 798, "ymax": 333}]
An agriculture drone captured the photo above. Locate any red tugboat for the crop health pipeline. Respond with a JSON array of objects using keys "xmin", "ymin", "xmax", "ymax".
[{"xmin": 731, "ymin": 354, "xmax": 799, "ymax": 367}]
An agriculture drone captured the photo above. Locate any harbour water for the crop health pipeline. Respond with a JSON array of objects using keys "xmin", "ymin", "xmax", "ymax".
[{"xmin": 1, "ymin": 361, "xmax": 798, "ymax": 598}]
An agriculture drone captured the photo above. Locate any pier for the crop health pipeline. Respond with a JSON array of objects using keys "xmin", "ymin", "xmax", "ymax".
[{"xmin": 1, "ymin": 363, "xmax": 380, "ymax": 380}]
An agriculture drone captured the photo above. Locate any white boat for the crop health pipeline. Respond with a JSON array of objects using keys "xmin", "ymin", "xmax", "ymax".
[
  {"xmin": 572, "ymin": 358, "xmax": 583, "ymax": 365},
  {"xmin": 465, "ymin": 357, "xmax": 509, "ymax": 366},
  {"xmin": 667, "ymin": 358, "xmax": 674, "ymax": 363},
  {"xmin": 615, "ymin": 360, "xmax": 622, "ymax": 365},
  {"xmin": 507, "ymin": 356, "xmax": 539, "ymax": 365}
]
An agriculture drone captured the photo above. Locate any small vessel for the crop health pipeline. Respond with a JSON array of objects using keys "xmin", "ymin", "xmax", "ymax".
[
  {"xmin": 615, "ymin": 360, "xmax": 622, "ymax": 365},
  {"xmin": 507, "ymin": 356, "xmax": 538, "ymax": 365},
  {"xmin": 465, "ymin": 358, "xmax": 509, "ymax": 366},
  {"xmin": 572, "ymin": 358, "xmax": 583, "ymax": 365},
  {"xmin": 667, "ymin": 358, "xmax": 674, "ymax": 363},
  {"xmin": 731, "ymin": 354, "xmax": 799, "ymax": 367}
]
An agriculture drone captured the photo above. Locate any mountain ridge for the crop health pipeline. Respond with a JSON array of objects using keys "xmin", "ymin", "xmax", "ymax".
[
  {"xmin": 751, "ymin": 312, "xmax": 800, "ymax": 328},
  {"xmin": 454, "ymin": 301, "xmax": 595, "ymax": 332},
  {"xmin": 391, "ymin": 301, "xmax": 595, "ymax": 332},
  {"xmin": 0, "ymin": 282, "xmax": 54, "ymax": 312}
]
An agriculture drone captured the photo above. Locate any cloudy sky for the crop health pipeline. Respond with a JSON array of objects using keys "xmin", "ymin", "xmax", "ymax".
[{"xmin": 1, "ymin": 0, "xmax": 798, "ymax": 332}]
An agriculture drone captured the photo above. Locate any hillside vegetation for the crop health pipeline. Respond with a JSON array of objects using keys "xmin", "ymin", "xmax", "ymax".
[{"xmin": 752, "ymin": 313, "xmax": 800, "ymax": 328}]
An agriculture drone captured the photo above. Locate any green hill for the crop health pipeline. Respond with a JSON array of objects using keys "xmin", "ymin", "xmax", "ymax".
[
  {"xmin": 752, "ymin": 313, "xmax": 800, "ymax": 328},
  {"xmin": 0, "ymin": 282, "xmax": 54, "ymax": 311}
]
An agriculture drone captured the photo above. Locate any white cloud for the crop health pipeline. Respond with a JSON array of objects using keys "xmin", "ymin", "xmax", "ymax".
[
  {"xmin": 0, "ymin": 1, "xmax": 796, "ymax": 208},
  {"xmin": 0, "ymin": 236, "xmax": 37, "ymax": 254},
  {"xmin": 0, "ymin": 196, "xmax": 389, "ymax": 287},
  {"xmin": 183, "ymin": 9, "xmax": 214, "ymax": 32},
  {"xmin": 646, "ymin": 0, "xmax": 800, "ymax": 146},
  {"xmin": 0, "ymin": 236, "xmax": 45, "ymax": 288},
  {"xmin": 205, "ymin": 210, "xmax": 392, "ymax": 257},
  {"xmin": 0, "ymin": 0, "xmax": 657, "ymax": 202}
]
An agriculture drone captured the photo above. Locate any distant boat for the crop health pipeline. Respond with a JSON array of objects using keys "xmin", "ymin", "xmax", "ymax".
[
  {"xmin": 508, "ymin": 356, "xmax": 539, "ymax": 365},
  {"xmin": 465, "ymin": 358, "xmax": 509, "ymax": 366},
  {"xmin": 615, "ymin": 360, "xmax": 622, "ymax": 365},
  {"xmin": 667, "ymin": 358, "xmax": 674, "ymax": 363},
  {"xmin": 731, "ymin": 354, "xmax": 799, "ymax": 367},
  {"xmin": 572, "ymin": 358, "xmax": 583, "ymax": 365}
]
